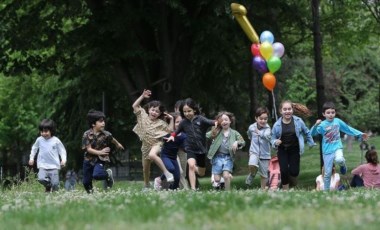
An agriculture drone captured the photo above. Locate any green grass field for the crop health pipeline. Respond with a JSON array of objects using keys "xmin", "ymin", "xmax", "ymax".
[{"xmin": 0, "ymin": 136, "xmax": 379, "ymax": 230}]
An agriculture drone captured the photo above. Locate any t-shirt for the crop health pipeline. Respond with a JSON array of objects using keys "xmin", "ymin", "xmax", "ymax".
[{"xmin": 316, "ymin": 173, "xmax": 340, "ymax": 190}]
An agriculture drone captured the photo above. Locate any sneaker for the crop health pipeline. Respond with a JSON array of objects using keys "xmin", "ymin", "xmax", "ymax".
[
  {"xmin": 165, "ymin": 172, "xmax": 174, "ymax": 183},
  {"xmin": 340, "ymin": 164, "xmax": 347, "ymax": 175},
  {"xmin": 154, "ymin": 177, "xmax": 162, "ymax": 191},
  {"xmin": 245, "ymin": 174, "xmax": 253, "ymax": 186},
  {"xmin": 106, "ymin": 169, "xmax": 114, "ymax": 188}
]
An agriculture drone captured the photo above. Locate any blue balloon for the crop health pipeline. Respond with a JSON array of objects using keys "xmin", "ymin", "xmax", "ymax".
[{"xmin": 260, "ymin": 31, "xmax": 274, "ymax": 44}]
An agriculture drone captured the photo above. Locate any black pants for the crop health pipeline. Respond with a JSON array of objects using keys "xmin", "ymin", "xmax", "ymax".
[
  {"xmin": 350, "ymin": 175, "xmax": 364, "ymax": 188},
  {"xmin": 277, "ymin": 145, "xmax": 300, "ymax": 185}
]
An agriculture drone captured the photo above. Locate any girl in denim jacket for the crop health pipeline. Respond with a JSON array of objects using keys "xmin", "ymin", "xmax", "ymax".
[{"xmin": 271, "ymin": 101, "xmax": 315, "ymax": 190}]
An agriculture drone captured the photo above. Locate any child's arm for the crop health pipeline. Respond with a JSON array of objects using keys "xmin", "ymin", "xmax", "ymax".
[
  {"xmin": 300, "ymin": 119, "xmax": 316, "ymax": 147},
  {"xmin": 112, "ymin": 138, "xmax": 125, "ymax": 150},
  {"xmin": 85, "ymin": 145, "xmax": 111, "ymax": 156},
  {"xmin": 337, "ymin": 118, "xmax": 367, "ymax": 141},
  {"xmin": 57, "ymin": 139, "xmax": 67, "ymax": 166},
  {"xmin": 310, "ymin": 119, "xmax": 322, "ymax": 136},
  {"xmin": 132, "ymin": 89, "xmax": 151, "ymax": 112},
  {"xmin": 29, "ymin": 138, "xmax": 39, "ymax": 166}
]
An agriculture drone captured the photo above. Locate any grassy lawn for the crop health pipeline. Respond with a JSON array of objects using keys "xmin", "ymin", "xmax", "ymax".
[{"xmin": 0, "ymin": 136, "xmax": 379, "ymax": 230}]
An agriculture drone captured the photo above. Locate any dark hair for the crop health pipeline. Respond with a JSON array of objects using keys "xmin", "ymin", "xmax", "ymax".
[
  {"xmin": 143, "ymin": 100, "xmax": 166, "ymax": 120},
  {"xmin": 255, "ymin": 107, "xmax": 269, "ymax": 118},
  {"xmin": 322, "ymin": 101, "xmax": 336, "ymax": 113},
  {"xmin": 365, "ymin": 149, "xmax": 378, "ymax": 165},
  {"xmin": 174, "ymin": 100, "xmax": 184, "ymax": 112},
  {"xmin": 180, "ymin": 98, "xmax": 200, "ymax": 118},
  {"xmin": 39, "ymin": 119, "xmax": 56, "ymax": 136},
  {"xmin": 87, "ymin": 109, "xmax": 105, "ymax": 128}
]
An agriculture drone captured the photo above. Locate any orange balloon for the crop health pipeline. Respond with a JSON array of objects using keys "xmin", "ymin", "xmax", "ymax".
[{"xmin": 262, "ymin": 73, "xmax": 276, "ymax": 91}]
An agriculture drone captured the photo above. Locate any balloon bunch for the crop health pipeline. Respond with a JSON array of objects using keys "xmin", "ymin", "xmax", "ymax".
[{"xmin": 251, "ymin": 31, "xmax": 285, "ymax": 91}]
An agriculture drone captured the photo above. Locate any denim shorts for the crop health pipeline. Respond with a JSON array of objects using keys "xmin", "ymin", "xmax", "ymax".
[{"xmin": 211, "ymin": 154, "xmax": 233, "ymax": 174}]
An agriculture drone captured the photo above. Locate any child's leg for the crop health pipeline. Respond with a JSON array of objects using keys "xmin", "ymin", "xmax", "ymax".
[
  {"xmin": 334, "ymin": 149, "xmax": 346, "ymax": 174},
  {"xmin": 258, "ymin": 159, "xmax": 269, "ymax": 190},
  {"xmin": 323, "ymin": 153, "xmax": 335, "ymax": 191},
  {"xmin": 177, "ymin": 154, "xmax": 189, "ymax": 189},
  {"xmin": 142, "ymin": 159, "xmax": 151, "ymax": 187},
  {"xmin": 222, "ymin": 171, "xmax": 232, "ymax": 191},
  {"xmin": 169, "ymin": 159, "xmax": 181, "ymax": 190},
  {"xmin": 187, "ymin": 158, "xmax": 197, "ymax": 190},
  {"xmin": 82, "ymin": 160, "xmax": 94, "ymax": 193},
  {"xmin": 246, "ymin": 153, "xmax": 259, "ymax": 186},
  {"xmin": 148, "ymin": 144, "xmax": 174, "ymax": 182},
  {"xmin": 49, "ymin": 169, "xmax": 60, "ymax": 192},
  {"xmin": 37, "ymin": 168, "xmax": 51, "ymax": 191},
  {"xmin": 195, "ymin": 154, "xmax": 206, "ymax": 177}
]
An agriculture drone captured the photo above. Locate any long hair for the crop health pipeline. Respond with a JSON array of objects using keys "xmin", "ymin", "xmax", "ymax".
[
  {"xmin": 279, "ymin": 100, "xmax": 312, "ymax": 118},
  {"xmin": 179, "ymin": 98, "xmax": 200, "ymax": 118},
  {"xmin": 365, "ymin": 149, "xmax": 379, "ymax": 165}
]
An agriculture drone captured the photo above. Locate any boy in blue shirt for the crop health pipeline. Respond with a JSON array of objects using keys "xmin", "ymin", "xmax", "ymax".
[{"xmin": 310, "ymin": 102, "xmax": 368, "ymax": 191}]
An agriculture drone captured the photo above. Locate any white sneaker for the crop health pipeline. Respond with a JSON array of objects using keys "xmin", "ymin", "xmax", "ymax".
[
  {"xmin": 245, "ymin": 174, "xmax": 253, "ymax": 186},
  {"xmin": 106, "ymin": 169, "xmax": 114, "ymax": 188},
  {"xmin": 154, "ymin": 177, "xmax": 162, "ymax": 191},
  {"xmin": 165, "ymin": 172, "xmax": 174, "ymax": 183}
]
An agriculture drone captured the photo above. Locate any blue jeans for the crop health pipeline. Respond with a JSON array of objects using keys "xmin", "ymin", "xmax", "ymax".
[
  {"xmin": 323, "ymin": 149, "xmax": 345, "ymax": 191},
  {"xmin": 211, "ymin": 154, "xmax": 233, "ymax": 174},
  {"xmin": 82, "ymin": 159, "xmax": 108, "ymax": 193},
  {"xmin": 161, "ymin": 155, "xmax": 180, "ymax": 189}
]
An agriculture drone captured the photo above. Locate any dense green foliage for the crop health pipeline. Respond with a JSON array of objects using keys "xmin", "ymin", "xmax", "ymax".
[{"xmin": 0, "ymin": 0, "xmax": 379, "ymax": 176}]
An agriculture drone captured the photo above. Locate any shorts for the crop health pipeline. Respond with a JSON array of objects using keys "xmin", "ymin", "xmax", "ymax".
[
  {"xmin": 248, "ymin": 153, "xmax": 269, "ymax": 178},
  {"xmin": 141, "ymin": 142, "xmax": 162, "ymax": 160},
  {"xmin": 211, "ymin": 154, "xmax": 233, "ymax": 174},
  {"xmin": 187, "ymin": 151, "xmax": 206, "ymax": 168}
]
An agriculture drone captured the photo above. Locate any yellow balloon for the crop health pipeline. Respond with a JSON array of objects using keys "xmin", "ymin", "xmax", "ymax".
[
  {"xmin": 231, "ymin": 3, "xmax": 259, "ymax": 44},
  {"xmin": 259, "ymin": 42, "xmax": 273, "ymax": 60}
]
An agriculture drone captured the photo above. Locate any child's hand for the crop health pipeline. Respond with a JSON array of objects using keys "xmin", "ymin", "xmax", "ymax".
[
  {"xmin": 61, "ymin": 160, "xmax": 66, "ymax": 167},
  {"xmin": 100, "ymin": 147, "xmax": 111, "ymax": 155},
  {"xmin": 142, "ymin": 89, "xmax": 152, "ymax": 99},
  {"xmin": 164, "ymin": 112, "xmax": 173, "ymax": 121},
  {"xmin": 275, "ymin": 139, "xmax": 282, "ymax": 146},
  {"xmin": 362, "ymin": 133, "xmax": 369, "ymax": 141},
  {"xmin": 231, "ymin": 141, "xmax": 238, "ymax": 152},
  {"xmin": 166, "ymin": 136, "xmax": 175, "ymax": 142},
  {"xmin": 315, "ymin": 119, "xmax": 322, "ymax": 126},
  {"xmin": 28, "ymin": 159, "xmax": 34, "ymax": 166}
]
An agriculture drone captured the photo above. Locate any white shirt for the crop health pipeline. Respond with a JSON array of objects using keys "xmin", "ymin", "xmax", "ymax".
[
  {"xmin": 316, "ymin": 173, "xmax": 340, "ymax": 190},
  {"xmin": 30, "ymin": 136, "xmax": 67, "ymax": 169}
]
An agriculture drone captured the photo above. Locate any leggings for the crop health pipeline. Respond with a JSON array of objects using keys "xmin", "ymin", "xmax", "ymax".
[{"xmin": 277, "ymin": 145, "xmax": 300, "ymax": 185}]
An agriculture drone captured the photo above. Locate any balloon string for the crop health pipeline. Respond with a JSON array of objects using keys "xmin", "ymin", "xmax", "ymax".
[{"xmin": 272, "ymin": 90, "xmax": 278, "ymax": 121}]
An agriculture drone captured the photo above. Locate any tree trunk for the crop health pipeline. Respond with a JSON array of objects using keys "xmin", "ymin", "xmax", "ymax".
[{"xmin": 311, "ymin": 0, "xmax": 326, "ymax": 168}]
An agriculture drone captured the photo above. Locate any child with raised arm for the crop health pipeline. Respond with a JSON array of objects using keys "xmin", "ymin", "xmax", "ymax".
[
  {"xmin": 310, "ymin": 101, "xmax": 368, "ymax": 191},
  {"xmin": 167, "ymin": 98, "xmax": 216, "ymax": 190},
  {"xmin": 271, "ymin": 101, "xmax": 315, "ymax": 190},
  {"xmin": 245, "ymin": 107, "xmax": 272, "ymax": 190},
  {"xmin": 82, "ymin": 109, "xmax": 124, "ymax": 193},
  {"xmin": 207, "ymin": 111, "xmax": 245, "ymax": 191},
  {"xmin": 132, "ymin": 89, "xmax": 174, "ymax": 190},
  {"xmin": 29, "ymin": 119, "xmax": 67, "ymax": 192}
]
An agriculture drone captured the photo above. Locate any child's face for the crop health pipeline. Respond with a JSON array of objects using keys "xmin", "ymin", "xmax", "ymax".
[
  {"xmin": 93, "ymin": 119, "xmax": 105, "ymax": 131},
  {"xmin": 322, "ymin": 108, "xmax": 336, "ymax": 121},
  {"xmin": 219, "ymin": 114, "xmax": 231, "ymax": 129},
  {"xmin": 182, "ymin": 105, "xmax": 195, "ymax": 120},
  {"xmin": 174, "ymin": 116, "xmax": 182, "ymax": 130},
  {"xmin": 255, "ymin": 113, "xmax": 268, "ymax": 128},
  {"xmin": 148, "ymin": 106, "xmax": 162, "ymax": 120},
  {"xmin": 40, "ymin": 129, "xmax": 52, "ymax": 139},
  {"xmin": 280, "ymin": 102, "xmax": 293, "ymax": 119}
]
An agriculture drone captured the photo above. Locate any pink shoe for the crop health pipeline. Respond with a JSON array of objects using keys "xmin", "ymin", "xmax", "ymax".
[{"xmin": 154, "ymin": 177, "xmax": 162, "ymax": 191}]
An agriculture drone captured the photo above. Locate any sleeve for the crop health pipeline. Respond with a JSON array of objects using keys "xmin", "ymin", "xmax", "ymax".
[
  {"xmin": 234, "ymin": 130, "xmax": 246, "ymax": 148},
  {"xmin": 201, "ymin": 116, "xmax": 215, "ymax": 127},
  {"xmin": 300, "ymin": 119, "xmax": 315, "ymax": 147},
  {"xmin": 206, "ymin": 130, "xmax": 211, "ymax": 139},
  {"xmin": 30, "ymin": 138, "xmax": 40, "ymax": 160},
  {"xmin": 351, "ymin": 165, "xmax": 364, "ymax": 176},
  {"xmin": 271, "ymin": 124, "xmax": 280, "ymax": 148},
  {"xmin": 310, "ymin": 124, "xmax": 321, "ymax": 136},
  {"xmin": 57, "ymin": 138, "xmax": 67, "ymax": 162},
  {"xmin": 337, "ymin": 118, "xmax": 363, "ymax": 140},
  {"xmin": 247, "ymin": 125, "xmax": 252, "ymax": 140},
  {"xmin": 81, "ymin": 132, "xmax": 90, "ymax": 150},
  {"xmin": 260, "ymin": 127, "xmax": 272, "ymax": 142}
]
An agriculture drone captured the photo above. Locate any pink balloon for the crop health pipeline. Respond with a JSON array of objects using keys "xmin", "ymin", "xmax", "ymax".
[{"xmin": 272, "ymin": 42, "xmax": 285, "ymax": 58}]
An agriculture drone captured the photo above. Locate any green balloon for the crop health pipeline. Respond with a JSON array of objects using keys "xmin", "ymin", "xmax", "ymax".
[{"xmin": 267, "ymin": 56, "xmax": 282, "ymax": 73}]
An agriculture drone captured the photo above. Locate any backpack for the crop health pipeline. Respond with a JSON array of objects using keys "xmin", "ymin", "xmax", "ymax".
[{"xmin": 267, "ymin": 156, "xmax": 281, "ymax": 190}]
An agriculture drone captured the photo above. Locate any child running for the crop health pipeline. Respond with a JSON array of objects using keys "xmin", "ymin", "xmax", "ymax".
[
  {"xmin": 154, "ymin": 112, "xmax": 187, "ymax": 190},
  {"xmin": 29, "ymin": 119, "xmax": 67, "ymax": 192},
  {"xmin": 245, "ymin": 107, "xmax": 272, "ymax": 190},
  {"xmin": 132, "ymin": 89, "xmax": 174, "ymax": 190},
  {"xmin": 207, "ymin": 111, "xmax": 245, "ymax": 191},
  {"xmin": 310, "ymin": 101, "xmax": 368, "ymax": 191},
  {"xmin": 82, "ymin": 109, "xmax": 124, "ymax": 193},
  {"xmin": 167, "ymin": 98, "xmax": 216, "ymax": 190}
]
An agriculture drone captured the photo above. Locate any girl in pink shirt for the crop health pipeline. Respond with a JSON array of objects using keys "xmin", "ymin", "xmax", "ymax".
[{"xmin": 351, "ymin": 149, "xmax": 380, "ymax": 189}]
